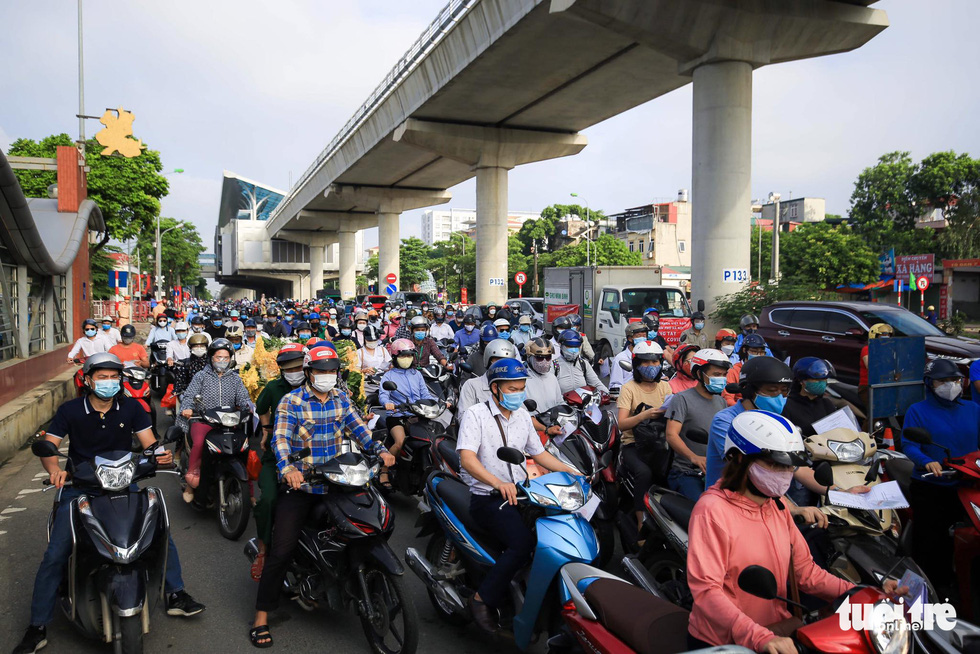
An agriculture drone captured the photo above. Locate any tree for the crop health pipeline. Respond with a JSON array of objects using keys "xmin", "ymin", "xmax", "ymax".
[
  {"xmin": 365, "ymin": 253, "xmax": 379, "ymax": 283},
  {"xmin": 399, "ymin": 237, "xmax": 431, "ymax": 287},
  {"xmin": 507, "ymin": 235, "xmax": 530, "ymax": 297},
  {"xmin": 133, "ymin": 218, "xmax": 205, "ymax": 297},
  {"xmin": 429, "ymin": 233, "xmax": 475, "ymax": 300},
  {"xmin": 779, "ymin": 223, "xmax": 880, "ymax": 288},
  {"xmin": 908, "ymin": 151, "xmax": 980, "ymax": 259},
  {"xmin": 712, "ymin": 282, "xmax": 839, "ymax": 329},
  {"xmin": 749, "ymin": 225, "xmax": 773, "ymax": 283},
  {"xmin": 549, "ymin": 233, "xmax": 641, "ymax": 267},
  {"xmin": 7, "ymin": 133, "xmax": 170, "ymax": 246},
  {"xmin": 89, "ymin": 245, "xmax": 122, "ymax": 301}
]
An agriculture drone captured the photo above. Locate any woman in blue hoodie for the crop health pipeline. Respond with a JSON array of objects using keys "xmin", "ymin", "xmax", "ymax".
[
  {"xmin": 379, "ymin": 338, "xmax": 438, "ymax": 459},
  {"xmin": 902, "ymin": 358, "xmax": 980, "ymax": 593}
]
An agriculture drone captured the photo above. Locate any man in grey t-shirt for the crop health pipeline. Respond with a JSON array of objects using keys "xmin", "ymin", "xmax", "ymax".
[{"xmin": 663, "ymin": 349, "xmax": 731, "ymax": 500}]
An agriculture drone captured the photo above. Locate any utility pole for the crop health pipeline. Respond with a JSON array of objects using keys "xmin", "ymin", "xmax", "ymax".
[
  {"xmin": 532, "ymin": 240, "xmax": 539, "ymax": 296},
  {"xmin": 769, "ymin": 192, "xmax": 782, "ymax": 282},
  {"xmin": 77, "ymin": 0, "xmax": 85, "ymax": 156}
]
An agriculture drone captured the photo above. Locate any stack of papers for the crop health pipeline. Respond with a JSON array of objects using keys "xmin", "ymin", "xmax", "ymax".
[
  {"xmin": 811, "ymin": 406, "xmax": 861, "ymax": 434},
  {"xmin": 827, "ymin": 480, "xmax": 909, "ymax": 510}
]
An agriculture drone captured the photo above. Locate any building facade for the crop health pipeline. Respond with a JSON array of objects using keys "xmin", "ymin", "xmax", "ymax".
[
  {"xmin": 611, "ymin": 192, "xmax": 692, "ymax": 268},
  {"xmin": 421, "ymin": 208, "xmax": 539, "ymax": 245},
  {"xmin": 760, "ymin": 197, "xmax": 826, "ymax": 226}
]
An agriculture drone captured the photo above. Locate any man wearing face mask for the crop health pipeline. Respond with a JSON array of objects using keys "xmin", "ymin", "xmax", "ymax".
[
  {"xmin": 446, "ymin": 306, "xmax": 462, "ymax": 332},
  {"xmin": 722, "ymin": 333, "xmax": 769, "ymax": 406},
  {"xmin": 205, "ymin": 311, "xmax": 226, "ymax": 341},
  {"xmin": 609, "ymin": 323, "xmax": 648, "ymax": 394},
  {"xmin": 250, "ymin": 343, "xmax": 307, "ymax": 582},
  {"xmin": 640, "ymin": 312, "xmax": 674, "ymax": 364},
  {"xmin": 178, "ymin": 339, "xmax": 251, "ymax": 502},
  {"xmin": 99, "ymin": 316, "xmax": 121, "ymax": 347},
  {"xmin": 165, "ymin": 321, "xmax": 191, "ymax": 366},
  {"xmin": 522, "ymin": 339, "xmax": 565, "ymax": 436},
  {"xmin": 291, "ymin": 320, "xmax": 314, "ymax": 345},
  {"xmin": 454, "ymin": 314, "xmax": 480, "ymax": 351},
  {"xmin": 263, "ymin": 309, "xmax": 288, "ymax": 339},
  {"xmin": 429, "ymin": 307, "xmax": 454, "ymax": 342},
  {"xmin": 226, "ymin": 325, "xmax": 253, "ymax": 367},
  {"xmin": 465, "ymin": 324, "xmax": 499, "ymax": 376},
  {"xmin": 282, "ymin": 309, "xmax": 297, "ymax": 336},
  {"xmin": 901, "ymin": 358, "xmax": 980, "ymax": 594},
  {"xmin": 493, "ymin": 318, "xmax": 513, "ymax": 342},
  {"xmin": 715, "ymin": 328, "xmax": 738, "ymax": 365},
  {"xmin": 459, "ymin": 339, "xmax": 520, "ymax": 413},
  {"xmin": 307, "ymin": 312, "xmax": 325, "ymax": 339},
  {"xmin": 730, "ymin": 314, "xmax": 772, "ymax": 361},
  {"xmin": 243, "ymin": 319, "xmax": 259, "ymax": 347},
  {"xmin": 510, "ymin": 314, "xmax": 535, "ymax": 348},
  {"xmin": 109, "ymin": 324, "xmax": 150, "ymax": 368},
  {"xmin": 679, "ymin": 311, "xmax": 709, "ymax": 350},
  {"xmin": 455, "ymin": 358, "xmax": 579, "ymax": 633},
  {"xmin": 145, "ymin": 313, "xmax": 177, "ymax": 347},
  {"xmin": 251, "ymin": 346, "xmax": 394, "ymax": 646},
  {"xmin": 408, "ymin": 316, "xmax": 451, "ymax": 369},
  {"xmin": 67, "ymin": 318, "xmax": 111, "ymax": 364},
  {"xmin": 664, "ymin": 349, "xmax": 731, "ymax": 500},
  {"xmin": 555, "ymin": 329, "xmax": 608, "ymax": 395},
  {"xmin": 332, "ymin": 317, "xmax": 357, "ymax": 347}
]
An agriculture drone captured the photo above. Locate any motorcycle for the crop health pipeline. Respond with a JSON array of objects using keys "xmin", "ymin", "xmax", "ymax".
[
  {"xmin": 31, "ymin": 438, "xmax": 173, "ymax": 654},
  {"xmin": 405, "ymin": 446, "xmax": 598, "ymax": 650},
  {"xmin": 122, "ymin": 363, "xmax": 156, "ymax": 438},
  {"xmin": 419, "ymin": 362, "xmax": 457, "ymax": 430},
  {"xmin": 148, "ymin": 341, "xmax": 169, "ymax": 397},
  {"xmin": 176, "ymin": 396, "xmax": 253, "ymax": 540},
  {"xmin": 243, "ymin": 446, "xmax": 418, "ymax": 654}
]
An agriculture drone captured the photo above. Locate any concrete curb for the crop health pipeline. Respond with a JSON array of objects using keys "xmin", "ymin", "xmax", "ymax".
[{"xmin": 0, "ymin": 370, "xmax": 75, "ymax": 465}]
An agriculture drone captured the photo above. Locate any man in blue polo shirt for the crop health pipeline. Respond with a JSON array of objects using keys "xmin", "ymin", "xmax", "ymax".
[{"xmin": 13, "ymin": 353, "xmax": 205, "ymax": 654}]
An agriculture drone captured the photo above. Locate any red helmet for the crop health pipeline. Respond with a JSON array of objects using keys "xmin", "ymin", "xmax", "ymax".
[
  {"xmin": 304, "ymin": 346, "xmax": 340, "ymax": 371},
  {"xmin": 276, "ymin": 342, "xmax": 305, "ymax": 366}
]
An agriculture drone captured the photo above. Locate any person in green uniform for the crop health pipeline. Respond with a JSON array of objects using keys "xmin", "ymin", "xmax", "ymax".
[{"xmin": 250, "ymin": 342, "xmax": 307, "ymax": 581}]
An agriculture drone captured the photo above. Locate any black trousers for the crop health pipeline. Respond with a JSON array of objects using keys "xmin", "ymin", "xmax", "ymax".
[
  {"xmin": 470, "ymin": 494, "xmax": 535, "ymax": 609},
  {"xmin": 909, "ymin": 479, "xmax": 966, "ymax": 588},
  {"xmin": 621, "ymin": 444, "xmax": 654, "ymax": 513},
  {"xmin": 255, "ymin": 490, "xmax": 324, "ymax": 612}
]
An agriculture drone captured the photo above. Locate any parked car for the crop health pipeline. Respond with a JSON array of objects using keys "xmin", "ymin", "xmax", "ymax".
[
  {"xmin": 390, "ymin": 291, "xmax": 433, "ymax": 306},
  {"xmin": 757, "ymin": 301, "xmax": 980, "ymax": 385},
  {"xmin": 359, "ymin": 294, "xmax": 388, "ymax": 311},
  {"xmin": 506, "ymin": 297, "xmax": 545, "ymax": 324}
]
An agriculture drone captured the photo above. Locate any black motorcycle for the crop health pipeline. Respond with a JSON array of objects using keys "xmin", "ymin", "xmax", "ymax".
[
  {"xmin": 148, "ymin": 341, "xmax": 170, "ymax": 397},
  {"xmin": 244, "ymin": 447, "xmax": 418, "ymax": 654},
  {"xmin": 32, "ymin": 438, "xmax": 172, "ymax": 654},
  {"xmin": 177, "ymin": 397, "xmax": 252, "ymax": 540}
]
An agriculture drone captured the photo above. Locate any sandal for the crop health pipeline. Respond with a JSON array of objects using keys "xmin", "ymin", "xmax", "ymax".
[
  {"xmin": 250, "ymin": 552, "xmax": 266, "ymax": 582},
  {"xmin": 249, "ymin": 625, "xmax": 273, "ymax": 648}
]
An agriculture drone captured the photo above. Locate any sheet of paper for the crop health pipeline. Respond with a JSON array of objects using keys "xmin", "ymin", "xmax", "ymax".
[
  {"xmin": 898, "ymin": 569, "xmax": 928, "ymax": 609},
  {"xmin": 812, "ymin": 407, "xmax": 861, "ymax": 434},
  {"xmin": 574, "ymin": 493, "xmax": 602, "ymax": 521},
  {"xmin": 827, "ymin": 480, "xmax": 909, "ymax": 510},
  {"xmin": 588, "ymin": 405, "xmax": 602, "ymax": 425},
  {"xmin": 554, "ymin": 419, "xmax": 577, "ymax": 446},
  {"xmin": 367, "ymin": 414, "xmax": 380, "ymax": 431}
]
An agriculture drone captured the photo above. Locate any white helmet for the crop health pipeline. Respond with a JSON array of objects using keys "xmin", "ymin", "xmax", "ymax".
[
  {"xmin": 493, "ymin": 318, "xmax": 511, "ymax": 330},
  {"xmin": 724, "ymin": 410, "xmax": 807, "ymax": 466},
  {"xmin": 690, "ymin": 348, "xmax": 731, "ymax": 378},
  {"xmin": 632, "ymin": 340, "xmax": 664, "ymax": 360},
  {"xmin": 483, "ymin": 339, "xmax": 519, "ymax": 369},
  {"xmin": 174, "ymin": 321, "xmax": 188, "ymax": 331}
]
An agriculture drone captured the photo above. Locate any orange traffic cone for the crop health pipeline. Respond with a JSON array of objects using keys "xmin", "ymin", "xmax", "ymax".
[{"xmin": 882, "ymin": 427, "xmax": 895, "ymax": 451}]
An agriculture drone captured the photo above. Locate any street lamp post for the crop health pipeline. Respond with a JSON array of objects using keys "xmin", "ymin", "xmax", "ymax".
[
  {"xmin": 570, "ymin": 193, "xmax": 592, "ymax": 266},
  {"xmin": 155, "ymin": 169, "xmax": 184, "ymax": 300},
  {"xmin": 768, "ymin": 192, "xmax": 782, "ymax": 282}
]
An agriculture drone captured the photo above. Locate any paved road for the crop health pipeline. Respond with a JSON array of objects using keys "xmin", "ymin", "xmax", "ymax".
[{"xmin": 0, "ymin": 402, "xmax": 570, "ymax": 654}]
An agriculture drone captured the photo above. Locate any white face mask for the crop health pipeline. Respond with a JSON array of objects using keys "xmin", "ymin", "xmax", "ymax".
[
  {"xmin": 283, "ymin": 370, "xmax": 305, "ymax": 386},
  {"xmin": 191, "ymin": 346, "xmax": 207, "ymax": 357},
  {"xmin": 365, "ymin": 340, "xmax": 379, "ymax": 349},
  {"xmin": 311, "ymin": 373, "xmax": 337, "ymax": 393},
  {"xmin": 721, "ymin": 344, "xmax": 735, "ymax": 356},
  {"xmin": 935, "ymin": 381, "xmax": 962, "ymax": 402}
]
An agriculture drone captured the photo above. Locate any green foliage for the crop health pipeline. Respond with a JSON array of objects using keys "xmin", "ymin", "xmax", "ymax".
[
  {"xmin": 514, "ymin": 203, "xmax": 608, "ymax": 257},
  {"xmin": 365, "ymin": 253, "xmax": 379, "ymax": 282},
  {"xmin": 749, "ymin": 225, "xmax": 773, "ymax": 283},
  {"xmin": 7, "ymin": 133, "xmax": 169, "ymax": 244},
  {"xmin": 549, "ymin": 233, "xmax": 641, "ymax": 267},
  {"xmin": 848, "ymin": 151, "xmax": 920, "ymax": 255},
  {"xmin": 909, "ymin": 151, "xmax": 980, "ymax": 259},
  {"xmin": 429, "ymin": 233, "xmax": 475, "ymax": 301},
  {"xmin": 939, "ymin": 310, "xmax": 968, "ymax": 337},
  {"xmin": 133, "ymin": 218, "xmax": 205, "ymax": 296},
  {"xmin": 507, "ymin": 235, "xmax": 530, "ymax": 297},
  {"xmin": 779, "ymin": 223, "xmax": 880, "ymax": 287},
  {"xmin": 89, "ymin": 245, "xmax": 122, "ymax": 301},
  {"xmin": 711, "ymin": 282, "xmax": 840, "ymax": 330},
  {"xmin": 399, "ymin": 237, "xmax": 431, "ymax": 287}
]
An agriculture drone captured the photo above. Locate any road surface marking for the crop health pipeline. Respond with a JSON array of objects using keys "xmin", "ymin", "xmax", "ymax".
[
  {"xmin": 17, "ymin": 488, "xmax": 43, "ymax": 498},
  {"xmin": 1, "ymin": 507, "xmax": 26, "ymax": 515}
]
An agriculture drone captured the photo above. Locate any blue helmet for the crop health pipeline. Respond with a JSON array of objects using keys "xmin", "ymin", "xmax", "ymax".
[
  {"xmin": 742, "ymin": 333, "xmax": 768, "ymax": 350},
  {"xmin": 569, "ymin": 314, "xmax": 583, "ymax": 327},
  {"xmin": 308, "ymin": 312, "xmax": 320, "ymax": 320},
  {"xmin": 244, "ymin": 319, "xmax": 256, "ymax": 328},
  {"xmin": 792, "ymin": 357, "xmax": 834, "ymax": 381},
  {"xmin": 558, "ymin": 329, "xmax": 582, "ymax": 348},
  {"xmin": 480, "ymin": 324, "xmax": 499, "ymax": 343},
  {"xmin": 487, "ymin": 357, "xmax": 529, "ymax": 385}
]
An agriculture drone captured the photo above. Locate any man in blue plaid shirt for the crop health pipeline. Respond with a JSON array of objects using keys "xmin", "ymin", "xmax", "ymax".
[{"xmin": 251, "ymin": 345, "xmax": 394, "ymax": 647}]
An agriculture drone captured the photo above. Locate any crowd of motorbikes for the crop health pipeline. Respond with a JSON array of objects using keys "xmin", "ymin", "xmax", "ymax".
[{"xmin": 45, "ymin": 314, "xmax": 980, "ymax": 654}]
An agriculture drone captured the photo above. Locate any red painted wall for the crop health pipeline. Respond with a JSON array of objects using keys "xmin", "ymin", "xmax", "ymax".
[
  {"xmin": 0, "ymin": 347, "xmax": 72, "ymax": 406},
  {"xmin": 57, "ymin": 146, "xmax": 92, "ymax": 332}
]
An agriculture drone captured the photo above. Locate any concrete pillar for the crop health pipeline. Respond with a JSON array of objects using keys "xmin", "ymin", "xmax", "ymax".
[
  {"xmin": 378, "ymin": 212, "xmax": 400, "ymax": 291},
  {"xmin": 310, "ymin": 242, "xmax": 325, "ymax": 297},
  {"xmin": 338, "ymin": 230, "xmax": 357, "ymax": 300},
  {"xmin": 476, "ymin": 166, "xmax": 509, "ymax": 305},
  {"xmin": 690, "ymin": 60, "xmax": 752, "ymax": 325}
]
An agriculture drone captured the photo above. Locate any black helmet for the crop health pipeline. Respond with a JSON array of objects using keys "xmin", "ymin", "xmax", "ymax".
[
  {"xmin": 739, "ymin": 314, "xmax": 760, "ymax": 331},
  {"xmin": 293, "ymin": 321, "xmax": 311, "ymax": 334},
  {"xmin": 208, "ymin": 338, "xmax": 234, "ymax": 360},
  {"xmin": 120, "ymin": 324, "xmax": 137, "ymax": 339},
  {"xmin": 363, "ymin": 325, "xmax": 383, "ymax": 342},
  {"xmin": 82, "ymin": 352, "xmax": 123, "ymax": 375},
  {"xmin": 738, "ymin": 355, "xmax": 792, "ymax": 399},
  {"xmin": 552, "ymin": 315, "xmax": 572, "ymax": 338},
  {"xmin": 641, "ymin": 312, "xmax": 660, "ymax": 332},
  {"xmin": 190, "ymin": 315, "xmax": 205, "ymax": 325},
  {"xmin": 463, "ymin": 314, "xmax": 476, "ymax": 326},
  {"xmin": 338, "ymin": 317, "xmax": 353, "ymax": 330},
  {"xmin": 432, "ymin": 307, "xmax": 445, "ymax": 319},
  {"xmin": 924, "ymin": 358, "xmax": 964, "ymax": 383}
]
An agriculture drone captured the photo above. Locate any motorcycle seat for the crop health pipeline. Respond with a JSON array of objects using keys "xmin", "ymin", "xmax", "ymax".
[
  {"xmin": 583, "ymin": 578, "xmax": 689, "ymax": 654},
  {"xmin": 437, "ymin": 440, "xmax": 461, "ymax": 473},
  {"xmin": 659, "ymin": 493, "xmax": 695, "ymax": 532},
  {"xmin": 434, "ymin": 477, "xmax": 502, "ymax": 548}
]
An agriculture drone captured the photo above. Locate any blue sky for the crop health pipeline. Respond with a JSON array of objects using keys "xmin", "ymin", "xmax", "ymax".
[{"xmin": 2, "ymin": 0, "xmax": 978, "ymax": 256}]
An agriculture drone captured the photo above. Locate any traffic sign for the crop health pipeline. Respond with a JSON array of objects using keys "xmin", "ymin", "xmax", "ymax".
[
  {"xmin": 514, "ymin": 272, "xmax": 527, "ymax": 285},
  {"xmin": 385, "ymin": 273, "xmax": 397, "ymax": 284},
  {"xmin": 916, "ymin": 276, "xmax": 930, "ymax": 292},
  {"xmin": 385, "ymin": 283, "xmax": 396, "ymax": 295}
]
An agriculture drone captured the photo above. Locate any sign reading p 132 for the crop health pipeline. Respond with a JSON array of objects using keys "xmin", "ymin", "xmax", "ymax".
[
  {"xmin": 489, "ymin": 277, "xmax": 506, "ymax": 287},
  {"xmin": 722, "ymin": 269, "xmax": 749, "ymax": 283}
]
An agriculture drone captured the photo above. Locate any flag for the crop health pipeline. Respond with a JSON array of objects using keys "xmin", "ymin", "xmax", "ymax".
[{"xmin": 910, "ymin": 271, "xmax": 916, "ymax": 290}]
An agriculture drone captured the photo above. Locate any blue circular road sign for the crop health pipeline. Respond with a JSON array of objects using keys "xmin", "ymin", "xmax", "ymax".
[{"xmin": 386, "ymin": 283, "xmax": 397, "ymax": 295}]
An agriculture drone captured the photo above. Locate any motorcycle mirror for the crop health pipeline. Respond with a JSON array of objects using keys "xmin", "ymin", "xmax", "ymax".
[
  {"xmin": 523, "ymin": 399, "xmax": 537, "ymax": 412},
  {"xmin": 163, "ymin": 426, "xmax": 183, "ymax": 445},
  {"xmin": 194, "ymin": 394, "xmax": 204, "ymax": 403},
  {"xmin": 686, "ymin": 428, "xmax": 709, "ymax": 445},
  {"xmin": 382, "ymin": 381, "xmax": 398, "ymax": 391},
  {"xmin": 141, "ymin": 440, "xmax": 160, "ymax": 456},
  {"xmin": 288, "ymin": 447, "xmax": 312, "ymax": 463},
  {"xmin": 725, "ymin": 382, "xmax": 742, "ymax": 395},
  {"xmin": 737, "ymin": 565, "xmax": 779, "ymax": 600},
  {"xmin": 902, "ymin": 427, "xmax": 932, "ymax": 446},
  {"xmin": 697, "ymin": 299, "xmax": 705, "ymax": 313},
  {"xmin": 496, "ymin": 447, "xmax": 525, "ymax": 466},
  {"xmin": 813, "ymin": 462, "xmax": 835, "ymax": 488},
  {"xmin": 31, "ymin": 439, "xmax": 61, "ymax": 458},
  {"xmin": 864, "ymin": 454, "xmax": 880, "ymax": 484},
  {"xmin": 618, "ymin": 360, "xmax": 633, "ymax": 372},
  {"xmin": 459, "ymin": 362, "xmax": 474, "ymax": 374}
]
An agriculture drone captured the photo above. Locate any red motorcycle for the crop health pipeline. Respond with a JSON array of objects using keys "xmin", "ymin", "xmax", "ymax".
[
  {"xmin": 71, "ymin": 357, "xmax": 86, "ymax": 396},
  {"xmin": 122, "ymin": 363, "xmax": 157, "ymax": 438}
]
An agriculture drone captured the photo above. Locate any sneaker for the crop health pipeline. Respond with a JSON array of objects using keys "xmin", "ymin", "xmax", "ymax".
[
  {"xmin": 166, "ymin": 590, "xmax": 205, "ymax": 616},
  {"xmin": 12, "ymin": 626, "xmax": 47, "ymax": 654}
]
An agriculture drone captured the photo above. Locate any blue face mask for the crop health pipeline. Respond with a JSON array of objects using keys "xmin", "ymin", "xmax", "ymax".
[
  {"xmin": 705, "ymin": 377, "xmax": 727, "ymax": 394},
  {"xmin": 213, "ymin": 320, "xmax": 223, "ymax": 326},
  {"xmin": 93, "ymin": 379, "xmax": 120, "ymax": 399},
  {"xmin": 233, "ymin": 342, "xmax": 242, "ymax": 350},
  {"xmin": 754, "ymin": 393, "xmax": 787, "ymax": 414},
  {"xmin": 447, "ymin": 312, "xmax": 455, "ymax": 318},
  {"xmin": 498, "ymin": 331, "xmax": 511, "ymax": 340},
  {"xmin": 285, "ymin": 316, "xmax": 294, "ymax": 322},
  {"xmin": 747, "ymin": 353, "xmax": 761, "ymax": 360},
  {"xmin": 101, "ymin": 324, "xmax": 111, "ymax": 331},
  {"xmin": 633, "ymin": 336, "xmax": 647, "ymax": 346},
  {"xmin": 694, "ymin": 321, "xmax": 705, "ymax": 331},
  {"xmin": 341, "ymin": 329, "xmax": 352, "ymax": 337},
  {"xmin": 413, "ymin": 331, "xmax": 427, "ymax": 341},
  {"xmin": 498, "ymin": 390, "xmax": 526, "ymax": 411},
  {"xmin": 298, "ymin": 332, "xmax": 311, "ymax": 340},
  {"xmin": 85, "ymin": 328, "xmax": 97, "ymax": 337},
  {"xmin": 520, "ymin": 325, "xmax": 530, "ymax": 333},
  {"xmin": 649, "ymin": 330, "xmax": 659, "ymax": 340},
  {"xmin": 638, "ymin": 364, "xmax": 661, "ymax": 381},
  {"xmin": 804, "ymin": 380, "xmax": 828, "ymax": 396}
]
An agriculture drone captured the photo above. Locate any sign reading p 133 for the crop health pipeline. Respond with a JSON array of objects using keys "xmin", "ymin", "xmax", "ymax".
[
  {"xmin": 489, "ymin": 277, "xmax": 506, "ymax": 287},
  {"xmin": 722, "ymin": 269, "xmax": 749, "ymax": 283}
]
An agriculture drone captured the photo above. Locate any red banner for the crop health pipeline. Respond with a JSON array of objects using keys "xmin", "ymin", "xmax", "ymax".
[
  {"xmin": 546, "ymin": 304, "xmax": 580, "ymax": 323},
  {"xmin": 939, "ymin": 284, "xmax": 948, "ymax": 320},
  {"xmin": 659, "ymin": 317, "xmax": 692, "ymax": 347}
]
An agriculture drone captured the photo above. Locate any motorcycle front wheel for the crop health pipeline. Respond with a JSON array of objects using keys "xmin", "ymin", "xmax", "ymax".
[
  {"xmin": 217, "ymin": 475, "xmax": 251, "ymax": 540},
  {"xmin": 359, "ymin": 568, "xmax": 419, "ymax": 654},
  {"xmin": 115, "ymin": 614, "xmax": 143, "ymax": 654},
  {"xmin": 644, "ymin": 550, "xmax": 692, "ymax": 609}
]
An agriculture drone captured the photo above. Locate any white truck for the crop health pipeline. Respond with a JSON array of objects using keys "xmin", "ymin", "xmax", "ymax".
[{"xmin": 542, "ymin": 266, "xmax": 694, "ymax": 364}]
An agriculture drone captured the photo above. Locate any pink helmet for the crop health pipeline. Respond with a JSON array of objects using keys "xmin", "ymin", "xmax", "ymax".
[{"xmin": 391, "ymin": 338, "xmax": 415, "ymax": 357}]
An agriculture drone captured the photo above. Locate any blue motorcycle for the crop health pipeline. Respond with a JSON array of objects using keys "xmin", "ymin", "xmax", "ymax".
[{"xmin": 405, "ymin": 446, "xmax": 598, "ymax": 650}]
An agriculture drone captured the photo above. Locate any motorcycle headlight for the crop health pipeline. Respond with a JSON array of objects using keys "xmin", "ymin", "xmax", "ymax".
[
  {"xmin": 411, "ymin": 402, "xmax": 444, "ymax": 420},
  {"xmin": 326, "ymin": 462, "xmax": 375, "ymax": 486},
  {"xmin": 828, "ymin": 439, "xmax": 865, "ymax": 463},
  {"xmin": 218, "ymin": 411, "xmax": 241, "ymax": 427},
  {"xmin": 545, "ymin": 483, "xmax": 585, "ymax": 511},
  {"xmin": 867, "ymin": 600, "xmax": 910, "ymax": 654},
  {"xmin": 96, "ymin": 460, "xmax": 136, "ymax": 491}
]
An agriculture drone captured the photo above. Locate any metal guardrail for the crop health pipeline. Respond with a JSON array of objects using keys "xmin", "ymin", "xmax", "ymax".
[{"xmin": 270, "ymin": 0, "xmax": 479, "ymax": 222}]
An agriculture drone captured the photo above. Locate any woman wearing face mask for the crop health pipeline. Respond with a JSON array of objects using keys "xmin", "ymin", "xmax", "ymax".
[
  {"xmin": 616, "ymin": 340, "xmax": 673, "ymax": 532},
  {"xmin": 178, "ymin": 338, "xmax": 251, "ymax": 502},
  {"xmin": 669, "ymin": 343, "xmax": 701, "ymax": 394},
  {"xmin": 357, "ymin": 325, "xmax": 392, "ymax": 402},
  {"xmin": 901, "ymin": 358, "xmax": 980, "ymax": 595},
  {"xmin": 609, "ymin": 322, "xmax": 648, "ymax": 395},
  {"xmin": 687, "ymin": 410, "xmax": 869, "ymax": 654},
  {"xmin": 379, "ymin": 339, "xmax": 442, "ymax": 461},
  {"xmin": 384, "ymin": 311, "xmax": 402, "ymax": 342},
  {"xmin": 166, "ymin": 321, "xmax": 191, "ymax": 366},
  {"xmin": 172, "ymin": 333, "xmax": 210, "ymax": 408},
  {"xmin": 722, "ymin": 333, "xmax": 769, "ymax": 406},
  {"xmin": 145, "ymin": 314, "xmax": 177, "ymax": 347},
  {"xmin": 67, "ymin": 318, "xmax": 110, "ymax": 364},
  {"xmin": 715, "ymin": 328, "xmax": 739, "ymax": 365},
  {"xmin": 429, "ymin": 307, "xmax": 454, "ymax": 342},
  {"xmin": 352, "ymin": 313, "xmax": 370, "ymax": 347}
]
